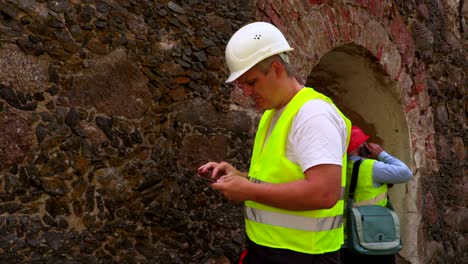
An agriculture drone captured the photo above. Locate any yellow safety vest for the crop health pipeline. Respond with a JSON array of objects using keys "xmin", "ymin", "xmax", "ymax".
[
  {"xmin": 245, "ymin": 87, "xmax": 351, "ymax": 254},
  {"xmin": 346, "ymin": 159, "xmax": 388, "ymax": 207}
]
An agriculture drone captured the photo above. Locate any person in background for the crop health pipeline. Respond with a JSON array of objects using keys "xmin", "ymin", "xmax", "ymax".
[
  {"xmin": 340, "ymin": 125, "xmax": 413, "ymax": 264},
  {"xmin": 197, "ymin": 21, "xmax": 351, "ymax": 264}
]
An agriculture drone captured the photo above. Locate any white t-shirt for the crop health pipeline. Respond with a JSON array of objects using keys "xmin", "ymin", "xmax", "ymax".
[{"xmin": 268, "ymin": 99, "xmax": 348, "ymax": 172}]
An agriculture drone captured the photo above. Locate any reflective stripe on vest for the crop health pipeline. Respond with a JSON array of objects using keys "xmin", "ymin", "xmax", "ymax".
[
  {"xmin": 352, "ymin": 192, "xmax": 387, "ymax": 207},
  {"xmin": 246, "ymin": 87, "xmax": 352, "ymax": 254},
  {"xmin": 245, "ymin": 207, "xmax": 343, "ymax": 231}
]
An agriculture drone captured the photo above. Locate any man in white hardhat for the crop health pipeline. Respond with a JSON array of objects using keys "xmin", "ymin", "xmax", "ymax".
[{"xmin": 198, "ymin": 21, "xmax": 351, "ymax": 264}]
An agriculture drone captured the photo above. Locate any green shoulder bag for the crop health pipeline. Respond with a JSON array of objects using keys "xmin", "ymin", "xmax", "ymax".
[{"xmin": 347, "ymin": 159, "xmax": 403, "ymax": 255}]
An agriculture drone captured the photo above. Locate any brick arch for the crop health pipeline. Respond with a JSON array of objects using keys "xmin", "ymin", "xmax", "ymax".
[
  {"xmin": 255, "ymin": 1, "xmax": 433, "ymax": 263},
  {"xmin": 306, "ymin": 42, "xmax": 414, "ymax": 260}
]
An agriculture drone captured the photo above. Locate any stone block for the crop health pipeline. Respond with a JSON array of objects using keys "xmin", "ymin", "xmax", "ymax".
[
  {"xmin": 62, "ymin": 49, "xmax": 151, "ymax": 119},
  {"xmin": 0, "ymin": 113, "xmax": 35, "ymax": 171},
  {"xmin": 0, "ymin": 45, "xmax": 49, "ymax": 93}
]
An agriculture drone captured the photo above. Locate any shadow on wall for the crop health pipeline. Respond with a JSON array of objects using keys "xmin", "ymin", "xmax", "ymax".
[{"xmin": 306, "ymin": 43, "xmax": 414, "ymax": 260}]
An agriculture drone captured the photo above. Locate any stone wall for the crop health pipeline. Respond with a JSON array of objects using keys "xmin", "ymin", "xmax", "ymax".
[
  {"xmin": 399, "ymin": 0, "xmax": 467, "ymax": 263},
  {"xmin": 0, "ymin": 0, "xmax": 254, "ymax": 263},
  {"xmin": 0, "ymin": 0, "xmax": 466, "ymax": 264}
]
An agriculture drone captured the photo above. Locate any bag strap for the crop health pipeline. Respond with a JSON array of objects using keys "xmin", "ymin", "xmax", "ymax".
[{"xmin": 348, "ymin": 159, "xmax": 363, "ymax": 200}]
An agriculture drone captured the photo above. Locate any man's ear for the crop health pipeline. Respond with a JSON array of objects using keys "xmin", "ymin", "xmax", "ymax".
[{"xmin": 271, "ymin": 60, "xmax": 284, "ymax": 78}]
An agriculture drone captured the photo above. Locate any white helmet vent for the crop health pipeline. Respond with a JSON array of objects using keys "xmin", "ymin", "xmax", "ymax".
[{"xmin": 254, "ymin": 34, "xmax": 261, "ymax": 40}]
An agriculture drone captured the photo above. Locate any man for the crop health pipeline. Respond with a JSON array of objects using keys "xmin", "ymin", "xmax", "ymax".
[
  {"xmin": 340, "ymin": 126, "xmax": 413, "ymax": 264},
  {"xmin": 198, "ymin": 22, "xmax": 351, "ymax": 264}
]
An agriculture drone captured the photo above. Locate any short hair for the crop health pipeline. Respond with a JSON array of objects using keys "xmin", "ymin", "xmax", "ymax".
[{"xmin": 253, "ymin": 53, "xmax": 294, "ymax": 77}]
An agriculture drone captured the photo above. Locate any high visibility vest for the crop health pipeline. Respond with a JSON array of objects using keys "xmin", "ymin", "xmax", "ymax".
[
  {"xmin": 245, "ymin": 88, "xmax": 351, "ymax": 254},
  {"xmin": 346, "ymin": 159, "xmax": 388, "ymax": 207}
]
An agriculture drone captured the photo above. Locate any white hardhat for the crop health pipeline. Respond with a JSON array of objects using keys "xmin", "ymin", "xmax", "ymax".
[{"xmin": 225, "ymin": 22, "xmax": 294, "ymax": 83}]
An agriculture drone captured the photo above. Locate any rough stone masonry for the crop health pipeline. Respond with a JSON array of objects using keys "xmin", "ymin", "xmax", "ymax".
[{"xmin": 0, "ymin": 0, "xmax": 466, "ymax": 264}]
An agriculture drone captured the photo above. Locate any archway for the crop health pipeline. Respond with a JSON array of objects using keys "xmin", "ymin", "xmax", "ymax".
[{"xmin": 306, "ymin": 43, "xmax": 414, "ymax": 260}]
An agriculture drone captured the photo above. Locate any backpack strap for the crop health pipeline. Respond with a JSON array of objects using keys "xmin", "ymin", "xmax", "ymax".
[{"xmin": 348, "ymin": 159, "xmax": 363, "ymax": 201}]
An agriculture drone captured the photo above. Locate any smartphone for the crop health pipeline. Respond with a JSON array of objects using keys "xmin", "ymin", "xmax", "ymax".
[
  {"xmin": 359, "ymin": 145, "xmax": 371, "ymax": 156},
  {"xmin": 193, "ymin": 175, "xmax": 216, "ymax": 183}
]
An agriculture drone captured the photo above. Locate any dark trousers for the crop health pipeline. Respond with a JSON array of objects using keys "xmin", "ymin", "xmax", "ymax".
[
  {"xmin": 240, "ymin": 239, "xmax": 341, "ymax": 264},
  {"xmin": 340, "ymin": 248, "xmax": 395, "ymax": 264}
]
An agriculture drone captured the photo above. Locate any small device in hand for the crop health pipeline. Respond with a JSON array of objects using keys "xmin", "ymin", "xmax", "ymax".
[
  {"xmin": 194, "ymin": 175, "xmax": 216, "ymax": 183},
  {"xmin": 359, "ymin": 145, "xmax": 371, "ymax": 156}
]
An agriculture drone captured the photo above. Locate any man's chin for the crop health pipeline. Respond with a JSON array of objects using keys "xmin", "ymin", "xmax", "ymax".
[
  {"xmin": 253, "ymin": 108, "xmax": 265, "ymax": 113},
  {"xmin": 252, "ymin": 103, "xmax": 265, "ymax": 111},
  {"xmin": 250, "ymin": 100, "xmax": 269, "ymax": 112},
  {"xmin": 254, "ymin": 105, "xmax": 269, "ymax": 113}
]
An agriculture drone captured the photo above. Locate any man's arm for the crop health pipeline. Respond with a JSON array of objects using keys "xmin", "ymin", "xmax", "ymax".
[
  {"xmin": 212, "ymin": 163, "xmax": 342, "ymax": 211},
  {"xmin": 364, "ymin": 142, "xmax": 413, "ymax": 185},
  {"xmin": 372, "ymin": 151, "xmax": 413, "ymax": 184}
]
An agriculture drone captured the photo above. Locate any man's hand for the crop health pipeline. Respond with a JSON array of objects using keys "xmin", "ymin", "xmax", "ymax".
[
  {"xmin": 365, "ymin": 142, "xmax": 384, "ymax": 159},
  {"xmin": 197, "ymin": 161, "xmax": 247, "ymax": 181},
  {"xmin": 211, "ymin": 175, "xmax": 252, "ymax": 202}
]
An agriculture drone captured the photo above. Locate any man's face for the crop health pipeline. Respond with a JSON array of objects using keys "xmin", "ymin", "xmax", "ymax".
[{"xmin": 232, "ymin": 64, "xmax": 277, "ymax": 111}]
